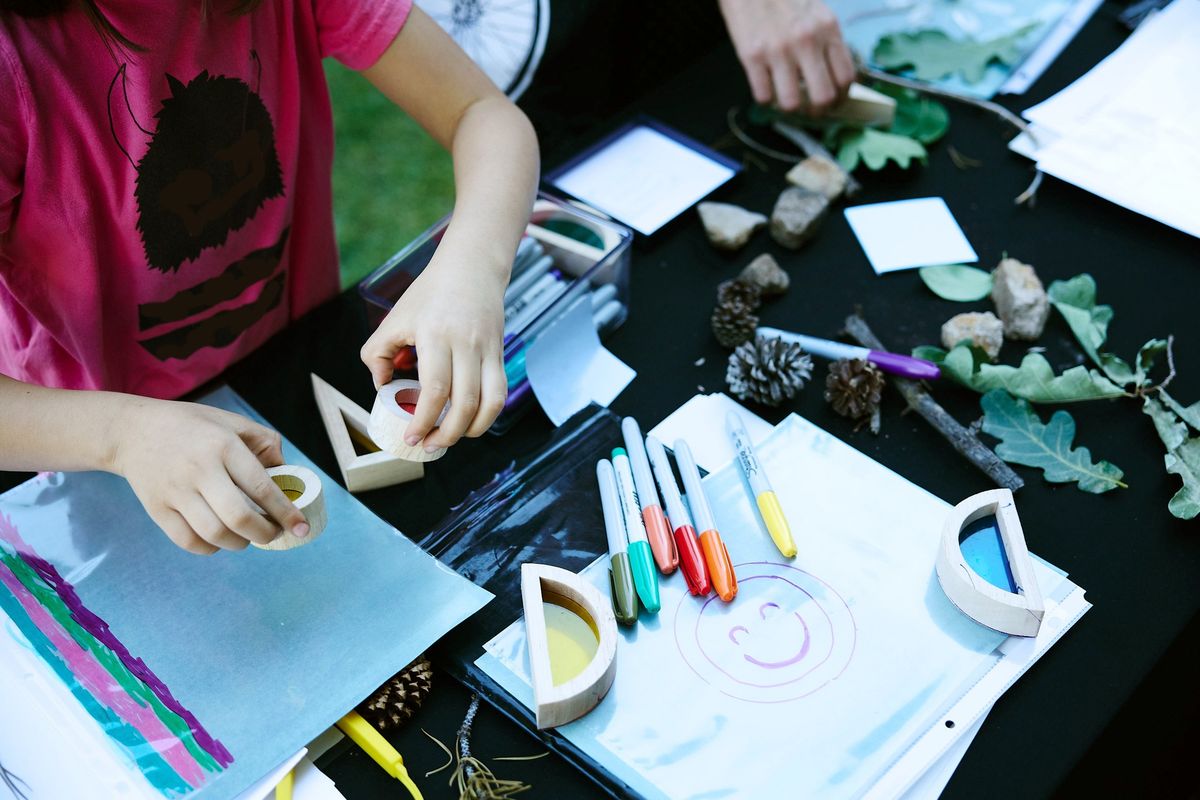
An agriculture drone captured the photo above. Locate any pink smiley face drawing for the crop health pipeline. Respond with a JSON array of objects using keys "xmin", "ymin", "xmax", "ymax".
[
  {"xmin": 727, "ymin": 600, "xmax": 811, "ymax": 670},
  {"xmin": 674, "ymin": 562, "xmax": 856, "ymax": 703}
]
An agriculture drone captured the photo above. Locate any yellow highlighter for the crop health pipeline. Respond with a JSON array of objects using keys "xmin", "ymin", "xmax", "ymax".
[
  {"xmin": 727, "ymin": 411, "xmax": 797, "ymax": 558},
  {"xmin": 335, "ymin": 711, "xmax": 424, "ymax": 800}
]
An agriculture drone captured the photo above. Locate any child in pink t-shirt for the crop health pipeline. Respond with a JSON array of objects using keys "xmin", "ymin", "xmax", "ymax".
[{"xmin": 0, "ymin": 1, "xmax": 538, "ymax": 553}]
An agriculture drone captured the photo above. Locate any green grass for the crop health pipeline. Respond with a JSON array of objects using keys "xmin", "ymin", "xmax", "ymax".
[{"xmin": 326, "ymin": 62, "xmax": 456, "ymax": 289}]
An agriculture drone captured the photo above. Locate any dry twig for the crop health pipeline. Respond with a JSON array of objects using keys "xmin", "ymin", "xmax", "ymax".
[{"xmin": 843, "ymin": 313, "xmax": 1024, "ymax": 491}]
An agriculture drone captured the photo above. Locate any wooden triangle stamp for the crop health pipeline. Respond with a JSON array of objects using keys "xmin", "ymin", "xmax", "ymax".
[
  {"xmin": 936, "ymin": 489, "xmax": 1045, "ymax": 637},
  {"xmin": 310, "ymin": 373, "xmax": 423, "ymax": 493}
]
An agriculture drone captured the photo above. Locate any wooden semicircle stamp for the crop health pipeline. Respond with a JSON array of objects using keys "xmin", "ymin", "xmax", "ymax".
[
  {"xmin": 520, "ymin": 563, "xmax": 618, "ymax": 729},
  {"xmin": 935, "ymin": 489, "xmax": 1045, "ymax": 637}
]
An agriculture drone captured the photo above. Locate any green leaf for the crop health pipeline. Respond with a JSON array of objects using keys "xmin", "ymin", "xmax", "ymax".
[
  {"xmin": 923, "ymin": 343, "xmax": 1126, "ymax": 403},
  {"xmin": 1143, "ymin": 395, "xmax": 1189, "ymax": 451},
  {"xmin": 1046, "ymin": 274, "xmax": 1137, "ymax": 386},
  {"xmin": 874, "ymin": 83, "xmax": 950, "ymax": 144},
  {"xmin": 1160, "ymin": 389, "xmax": 1200, "ymax": 432},
  {"xmin": 1134, "ymin": 339, "xmax": 1168, "ymax": 385},
  {"xmin": 747, "ymin": 104, "xmax": 780, "ymax": 126},
  {"xmin": 872, "ymin": 24, "xmax": 1041, "ymax": 84},
  {"xmin": 918, "ymin": 264, "xmax": 993, "ymax": 301},
  {"xmin": 1143, "ymin": 397, "xmax": 1200, "ymax": 519},
  {"xmin": 832, "ymin": 128, "xmax": 927, "ymax": 172},
  {"xmin": 981, "ymin": 390, "xmax": 1126, "ymax": 493},
  {"xmin": 912, "ymin": 345, "xmax": 947, "ymax": 363}
]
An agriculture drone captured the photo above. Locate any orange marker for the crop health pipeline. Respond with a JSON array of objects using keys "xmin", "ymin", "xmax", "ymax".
[
  {"xmin": 621, "ymin": 417, "xmax": 679, "ymax": 574},
  {"xmin": 673, "ymin": 438, "xmax": 737, "ymax": 602}
]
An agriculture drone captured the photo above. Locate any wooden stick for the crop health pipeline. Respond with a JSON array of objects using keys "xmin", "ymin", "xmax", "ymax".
[{"xmin": 842, "ymin": 314, "xmax": 1024, "ymax": 491}]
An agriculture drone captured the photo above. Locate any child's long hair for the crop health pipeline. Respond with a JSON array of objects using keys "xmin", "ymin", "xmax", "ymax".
[{"xmin": 0, "ymin": 0, "xmax": 263, "ymax": 55}]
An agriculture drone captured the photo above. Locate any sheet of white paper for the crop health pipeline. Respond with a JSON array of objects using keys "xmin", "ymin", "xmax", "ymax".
[
  {"xmin": 477, "ymin": 415, "xmax": 1088, "ymax": 799},
  {"xmin": 645, "ymin": 393, "xmax": 772, "ymax": 473},
  {"xmin": 526, "ymin": 296, "xmax": 636, "ymax": 426},
  {"xmin": 1014, "ymin": 1, "xmax": 1200, "ymax": 239},
  {"xmin": 551, "ymin": 125, "xmax": 736, "ymax": 235},
  {"xmin": 293, "ymin": 758, "xmax": 345, "ymax": 800},
  {"xmin": 845, "ymin": 198, "xmax": 978, "ymax": 273},
  {"xmin": 899, "ymin": 713, "xmax": 986, "ymax": 800}
]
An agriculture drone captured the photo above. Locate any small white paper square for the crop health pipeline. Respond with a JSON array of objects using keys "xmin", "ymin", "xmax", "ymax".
[
  {"xmin": 844, "ymin": 198, "xmax": 978, "ymax": 274},
  {"xmin": 551, "ymin": 125, "xmax": 736, "ymax": 235}
]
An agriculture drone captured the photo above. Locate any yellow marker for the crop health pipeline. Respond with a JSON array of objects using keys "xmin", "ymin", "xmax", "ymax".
[
  {"xmin": 336, "ymin": 711, "xmax": 424, "ymax": 800},
  {"xmin": 274, "ymin": 769, "xmax": 293, "ymax": 800},
  {"xmin": 727, "ymin": 411, "xmax": 797, "ymax": 558}
]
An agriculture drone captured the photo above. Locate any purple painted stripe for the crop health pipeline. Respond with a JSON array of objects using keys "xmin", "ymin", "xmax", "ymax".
[
  {"xmin": 0, "ymin": 517, "xmax": 233, "ymax": 767},
  {"xmin": 0, "ymin": 564, "xmax": 206, "ymax": 787}
]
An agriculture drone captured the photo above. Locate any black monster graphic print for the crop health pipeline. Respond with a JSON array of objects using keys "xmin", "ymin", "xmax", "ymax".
[{"xmin": 135, "ymin": 71, "xmax": 284, "ymax": 273}]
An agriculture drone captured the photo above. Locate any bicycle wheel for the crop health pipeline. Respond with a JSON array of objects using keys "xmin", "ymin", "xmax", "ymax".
[{"xmin": 423, "ymin": 0, "xmax": 551, "ymax": 100}]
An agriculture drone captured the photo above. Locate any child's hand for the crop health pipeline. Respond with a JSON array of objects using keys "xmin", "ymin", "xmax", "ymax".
[
  {"xmin": 110, "ymin": 400, "xmax": 308, "ymax": 554},
  {"xmin": 360, "ymin": 245, "xmax": 509, "ymax": 451}
]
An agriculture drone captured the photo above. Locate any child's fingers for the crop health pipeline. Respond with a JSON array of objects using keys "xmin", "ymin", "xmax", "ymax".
[
  {"xmin": 360, "ymin": 333, "xmax": 405, "ymax": 390},
  {"xmin": 224, "ymin": 447, "xmax": 308, "ymax": 540},
  {"xmin": 176, "ymin": 495, "xmax": 250, "ymax": 551},
  {"xmin": 465, "ymin": 353, "xmax": 507, "ymax": 438},
  {"xmin": 200, "ymin": 473, "xmax": 285, "ymax": 547},
  {"xmin": 408, "ymin": 342, "xmax": 452, "ymax": 447},
  {"xmin": 155, "ymin": 507, "xmax": 220, "ymax": 556},
  {"xmin": 427, "ymin": 351, "xmax": 482, "ymax": 449}
]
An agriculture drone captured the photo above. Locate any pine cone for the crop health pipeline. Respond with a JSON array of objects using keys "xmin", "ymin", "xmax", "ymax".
[
  {"xmin": 711, "ymin": 300, "xmax": 759, "ymax": 348},
  {"xmin": 716, "ymin": 279, "xmax": 762, "ymax": 310},
  {"xmin": 726, "ymin": 336, "xmax": 813, "ymax": 406},
  {"xmin": 357, "ymin": 656, "xmax": 434, "ymax": 733},
  {"xmin": 825, "ymin": 359, "xmax": 885, "ymax": 434}
]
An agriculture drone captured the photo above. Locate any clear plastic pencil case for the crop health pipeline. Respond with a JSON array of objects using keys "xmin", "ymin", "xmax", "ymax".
[{"xmin": 359, "ymin": 193, "xmax": 634, "ymax": 433}]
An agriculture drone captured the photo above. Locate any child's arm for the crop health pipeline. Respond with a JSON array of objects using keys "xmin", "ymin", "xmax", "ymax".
[
  {"xmin": 357, "ymin": 7, "xmax": 539, "ymax": 452},
  {"xmin": 0, "ymin": 374, "xmax": 308, "ymax": 554}
]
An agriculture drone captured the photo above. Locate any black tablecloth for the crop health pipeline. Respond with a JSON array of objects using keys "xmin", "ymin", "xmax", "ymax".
[{"xmin": 4, "ymin": 4, "xmax": 1197, "ymax": 798}]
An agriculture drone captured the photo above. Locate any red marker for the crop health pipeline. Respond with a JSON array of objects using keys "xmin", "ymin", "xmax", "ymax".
[
  {"xmin": 392, "ymin": 346, "xmax": 418, "ymax": 373},
  {"xmin": 644, "ymin": 435, "xmax": 710, "ymax": 596}
]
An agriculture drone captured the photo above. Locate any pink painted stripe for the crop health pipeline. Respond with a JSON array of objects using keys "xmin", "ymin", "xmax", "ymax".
[{"xmin": 0, "ymin": 566, "xmax": 207, "ymax": 787}]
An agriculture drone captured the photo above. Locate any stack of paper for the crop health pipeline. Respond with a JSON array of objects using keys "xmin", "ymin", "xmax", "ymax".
[
  {"xmin": 1011, "ymin": 0, "xmax": 1200, "ymax": 239},
  {"xmin": 476, "ymin": 410, "xmax": 1090, "ymax": 799}
]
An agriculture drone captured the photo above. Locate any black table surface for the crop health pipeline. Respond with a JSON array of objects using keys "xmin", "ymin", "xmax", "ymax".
[{"xmin": 5, "ymin": 4, "xmax": 1198, "ymax": 798}]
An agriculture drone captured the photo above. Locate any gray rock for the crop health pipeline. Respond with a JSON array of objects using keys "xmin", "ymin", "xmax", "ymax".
[
  {"xmin": 738, "ymin": 253, "xmax": 789, "ymax": 296},
  {"xmin": 941, "ymin": 311, "xmax": 1005, "ymax": 361},
  {"xmin": 769, "ymin": 187, "xmax": 829, "ymax": 249},
  {"xmin": 697, "ymin": 202, "xmax": 767, "ymax": 251},
  {"xmin": 785, "ymin": 155, "xmax": 847, "ymax": 200},
  {"xmin": 992, "ymin": 257, "xmax": 1049, "ymax": 340}
]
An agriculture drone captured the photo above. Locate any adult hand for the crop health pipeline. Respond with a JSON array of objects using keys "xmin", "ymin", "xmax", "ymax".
[
  {"xmin": 359, "ymin": 243, "xmax": 509, "ymax": 452},
  {"xmin": 718, "ymin": 0, "xmax": 856, "ymax": 115},
  {"xmin": 111, "ymin": 400, "xmax": 307, "ymax": 554}
]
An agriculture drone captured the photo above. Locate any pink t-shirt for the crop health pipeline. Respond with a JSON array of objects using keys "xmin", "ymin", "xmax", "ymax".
[{"xmin": 0, "ymin": 0, "xmax": 411, "ymax": 398}]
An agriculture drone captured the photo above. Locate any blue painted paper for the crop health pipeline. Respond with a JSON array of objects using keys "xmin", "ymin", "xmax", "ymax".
[{"xmin": 0, "ymin": 386, "xmax": 492, "ymax": 800}]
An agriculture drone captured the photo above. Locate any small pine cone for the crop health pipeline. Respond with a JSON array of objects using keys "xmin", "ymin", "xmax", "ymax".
[
  {"xmin": 825, "ymin": 359, "xmax": 885, "ymax": 433},
  {"xmin": 711, "ymin": 300, "xmax": 759, "ymax": 348},
  {"xmin": 726, "ymin": 336, "xmax": 813, "ymax": 406},
  {"xmin": 716, "ymin": 279, "xmax": 762, "ymax": 310},
  {"xmin": 357, "ymin": 656, "xmax": 434, "ymax": 733}
]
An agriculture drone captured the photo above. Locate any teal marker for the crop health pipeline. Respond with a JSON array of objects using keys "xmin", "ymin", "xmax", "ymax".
[{"xmin": 611, "ymin": 448, "xmax": 661, "ymax": 613}]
